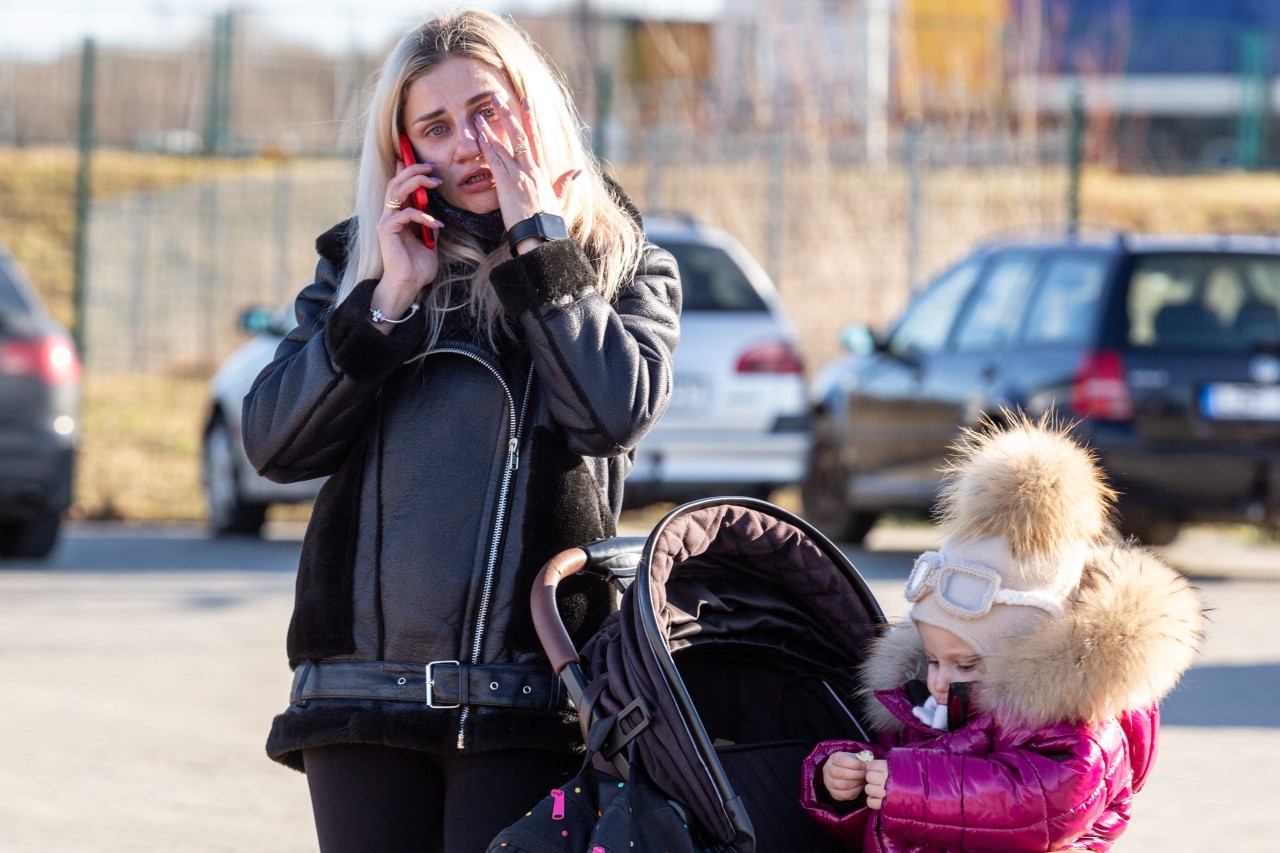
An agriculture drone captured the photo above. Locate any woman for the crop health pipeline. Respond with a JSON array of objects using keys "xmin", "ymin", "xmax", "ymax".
[{"xmin": 242, "ymin": 10, "xmax": 681, "ymax": 851}]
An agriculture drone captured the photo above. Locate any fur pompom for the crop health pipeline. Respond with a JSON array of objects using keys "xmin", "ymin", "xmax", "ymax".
[{"xmin": 938, "ymin": 415, "xmax": 1116, "ymax": 563}]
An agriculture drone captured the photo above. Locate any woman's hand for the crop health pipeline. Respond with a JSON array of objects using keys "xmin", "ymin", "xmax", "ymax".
[
  {"xmin": 822, "ymin": 751, "xmax": 870, "ymax": 802},
  {"xmin": 864, "ymin": 759, "xmax": 889, "ymax": 810},
  {"xmin": 475, "ymin": 95, "xmax": 580, "ymax": 243},
  {"xmin": 372, "ymin": 160, "xmax": 445, "ymax": 331}
]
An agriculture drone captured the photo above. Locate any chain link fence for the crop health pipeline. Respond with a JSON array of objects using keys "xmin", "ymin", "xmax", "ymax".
[{"xmin": 0, "ymin": 8, "xmax": 1074, "ymax": 521}]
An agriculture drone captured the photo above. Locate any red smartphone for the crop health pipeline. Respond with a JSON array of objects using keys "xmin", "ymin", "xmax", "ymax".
[{"xmin": 398, "ymin": 133, "xmax": 436, "ymax": 248}]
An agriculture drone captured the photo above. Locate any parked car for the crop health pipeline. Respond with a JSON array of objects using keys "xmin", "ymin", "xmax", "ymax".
[
  {"xmin": 803, "ymin": 233, "xmax": 1280, "ymax": 546},
  {"xmin": 0, "ymin": 241, "xmax": 81, "ymax": 559},
  {"xmin": 623, "ymin": 215, "xmax": 809, "ymax": 507},
  {"xmin": 201, "ymin": 215, "xmax": 809, "ymax": 534}
]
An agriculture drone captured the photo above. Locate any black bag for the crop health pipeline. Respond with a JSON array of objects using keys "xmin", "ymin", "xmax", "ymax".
[{"xmin": 489, "ymin": 710, "xmax": 709, "ymax": 853}]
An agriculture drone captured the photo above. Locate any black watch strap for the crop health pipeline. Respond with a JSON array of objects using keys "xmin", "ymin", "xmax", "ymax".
[{"xmin": 505, "ymin": 212, "xmax": 569, "ymax": 254}]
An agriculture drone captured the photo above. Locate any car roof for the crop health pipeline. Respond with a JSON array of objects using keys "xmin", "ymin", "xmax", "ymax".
[
  {"xmin": 643, "ymin": 213, "xmax": 739, "ymax": 248},
  {"xmin": 973, "ymin": 230, "xmax": 1280, "ymax": 257}
]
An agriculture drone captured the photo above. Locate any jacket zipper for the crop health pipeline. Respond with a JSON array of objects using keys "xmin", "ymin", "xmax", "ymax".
[{"xmin": 429, "ymin": 347, "xmax": 533, "ymax": 749}]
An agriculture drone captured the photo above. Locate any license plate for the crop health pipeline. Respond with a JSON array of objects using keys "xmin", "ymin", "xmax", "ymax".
[
  {"xmin": 1201, "ymin": 383, "xmax": 1280, "ymax": 420},
  {"xmin": 669, "ymin": 375, "xmax": 708, "ymax": 412}
]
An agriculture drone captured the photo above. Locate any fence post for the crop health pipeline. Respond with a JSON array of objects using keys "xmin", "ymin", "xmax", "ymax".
[
  {"xmin": 767, "ymin": 129, "xmax": 784, "ymax": 287},
  {"xmin": 1237, "ymin": 31, "xmax": 1269, "ymax": 171},
  {"xmin": 905, "ymin": 123, "xmax": 923, "ymax": 293},
  {"xmin": 72, "ymin": 37, "xmax": 96, "ymax": 356},
  {"xmin": 205, "ymin": 11, "xmax": 234, "ymax": 155},
  {"xmin": 1067, "ymin": 88, "xmax": 1084, "ymax": 238}
]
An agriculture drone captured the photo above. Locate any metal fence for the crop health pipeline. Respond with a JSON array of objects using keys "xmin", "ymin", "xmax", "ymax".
[{"xmin": 0, "ymin": 10, "xmax": 1075, "ymax": 521}]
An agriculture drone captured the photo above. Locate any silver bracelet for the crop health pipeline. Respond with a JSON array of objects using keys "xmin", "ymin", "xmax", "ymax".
[{"xmin": 370, "ymin": 302, "xmax": 420, "ymax": 325}]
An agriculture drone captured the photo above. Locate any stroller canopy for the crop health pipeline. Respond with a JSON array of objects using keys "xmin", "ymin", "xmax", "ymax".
[{"xmin": 578, "ymin": 498, "xmax": 885, "ymax": 850}]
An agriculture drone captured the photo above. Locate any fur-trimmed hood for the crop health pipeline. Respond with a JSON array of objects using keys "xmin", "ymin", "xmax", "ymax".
[{"xmin": 862, "ymin": 542, "xmax": 1206, "ymax": 732}]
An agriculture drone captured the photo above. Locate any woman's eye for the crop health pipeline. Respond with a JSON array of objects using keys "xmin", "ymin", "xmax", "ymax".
[
  {"xmin": 426, "ymin": 125, "xmax": 446, "ymax": 137},
  {"xmin": 478, "ymin": 106, "xmax": 497, "ymax": 120}
]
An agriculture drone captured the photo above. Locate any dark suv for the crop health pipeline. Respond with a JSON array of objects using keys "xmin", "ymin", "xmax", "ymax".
[
  {"xmin": 803, "ymin": 234, "xmax": 1280, "ymax": 546},
  {"xmin": 0, "ymin": 242, "xmax": 81, "ymax": 559}
]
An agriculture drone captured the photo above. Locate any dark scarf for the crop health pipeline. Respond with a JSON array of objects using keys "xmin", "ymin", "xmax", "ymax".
[{"xmin": 426, "ymin": 188, "xmax": 506, "ymax": 245}]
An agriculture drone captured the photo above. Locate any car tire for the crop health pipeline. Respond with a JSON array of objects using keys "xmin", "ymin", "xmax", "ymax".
[
  {"xmin": 203, "ymin": 416, "xmax": 267, "ymax": 537},
  {"xmin": 801, "ymin": 422, "xmax": 879, "ymax": 545},
  {"xmin": 0, "ymin": 512, "xmax": 61, "ymax": 560}
]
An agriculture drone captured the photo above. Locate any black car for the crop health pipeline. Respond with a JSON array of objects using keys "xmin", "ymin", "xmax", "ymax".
[
  {"xmin": 0, "ymin": 242, "xmax": 81, "ymax": 559},
  {"xmin": 803, "ymin": 234, "xmax": 1280, "ymax": 546}
]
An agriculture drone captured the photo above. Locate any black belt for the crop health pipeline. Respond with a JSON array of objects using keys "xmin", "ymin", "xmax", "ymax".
[{"xmin": 290, "ymin": 659, "xmax": 564, "ymax": 712}]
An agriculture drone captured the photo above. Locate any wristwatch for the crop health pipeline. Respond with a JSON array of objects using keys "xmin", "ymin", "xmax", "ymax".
[{"xmin": 505, "ymin": 212, "xmax": 568, "ymax": 254}]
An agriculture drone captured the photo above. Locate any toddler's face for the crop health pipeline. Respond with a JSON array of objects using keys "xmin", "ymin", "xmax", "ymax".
[{"xmin": 916, "ymin": 621, "xmax": 986, "ymax": 706}]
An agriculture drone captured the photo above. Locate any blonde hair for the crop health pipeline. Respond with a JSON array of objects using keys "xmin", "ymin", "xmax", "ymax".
[{"xmin": 338, "ymin": 9, "xmax": 643, "ymax": 351}]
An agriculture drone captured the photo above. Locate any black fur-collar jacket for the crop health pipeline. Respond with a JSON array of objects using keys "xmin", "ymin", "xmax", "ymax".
[{"xmin": 244, "ymin": 219, "xmax": 681, "ymax": 770}]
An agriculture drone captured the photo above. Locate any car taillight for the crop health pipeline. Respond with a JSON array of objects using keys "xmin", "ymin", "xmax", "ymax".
[
  {"xmin": 735, "ymin": 340, "xmax": 804, "ymax": 374},
  {"xmin": 1070, "ymin": 349, "xmax": 1133, "ymax": 421},
  {"xmin": 0, "ymin": 335, "xmax": 82, "ymax": 385}
]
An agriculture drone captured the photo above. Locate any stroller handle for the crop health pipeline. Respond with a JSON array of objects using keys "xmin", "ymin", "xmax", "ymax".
[{"xmin": 531, "ymin": 546, "xmax": 589, "ymax": 675}]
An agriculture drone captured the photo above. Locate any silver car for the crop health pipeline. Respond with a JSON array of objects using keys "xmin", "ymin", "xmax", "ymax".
[{"xmin": 201, "ymin": 216, "xmax": 810, "ymax": 534}]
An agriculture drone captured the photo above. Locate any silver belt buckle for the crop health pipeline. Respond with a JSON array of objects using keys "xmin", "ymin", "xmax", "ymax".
[{"xmin": 425, "ymin": 660, "xmax": 461, "ymax": 708}]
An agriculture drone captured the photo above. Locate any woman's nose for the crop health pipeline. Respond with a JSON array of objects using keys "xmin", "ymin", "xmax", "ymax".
[{"xmin": 456, "ymin": 127, "xmax": 483, "ymax": 159}]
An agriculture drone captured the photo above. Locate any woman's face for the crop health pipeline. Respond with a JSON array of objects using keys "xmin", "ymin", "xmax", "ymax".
[
  {"xmin": 916, "ymin": 621, "xmax": 986, "ymax": 706},
  {"xmin": 399, "ymin": 56, "xmax": 517, "ymax": 214}
]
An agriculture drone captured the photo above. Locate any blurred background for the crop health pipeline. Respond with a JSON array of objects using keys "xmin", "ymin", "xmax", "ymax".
[
  {"xmin": 4, "ymin": 0, "xmax": 1280, "ymax": 524},
  {"xmin": 3, "ymin": 4, "xmax": 1280, "ymax": 852}
]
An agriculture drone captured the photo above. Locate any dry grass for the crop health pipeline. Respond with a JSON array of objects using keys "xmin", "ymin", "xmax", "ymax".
[{"xmin": 0, "ymin": 146, "xmax": 294, "ymax": 327}]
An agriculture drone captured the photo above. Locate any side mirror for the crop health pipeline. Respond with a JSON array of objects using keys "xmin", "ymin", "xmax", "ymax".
[
  {"xmin": 839, "ymin": 323, "xmax": 877, "ymax": 356},
  {"xmin": 239, "ymin": 306, "xmax": 277, "ymax": 335}
]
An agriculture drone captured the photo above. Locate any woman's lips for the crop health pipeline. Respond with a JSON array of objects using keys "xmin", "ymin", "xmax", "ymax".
[{"xmin": 458, "ymin": 170, "xmax": 495, "ymax": 194}]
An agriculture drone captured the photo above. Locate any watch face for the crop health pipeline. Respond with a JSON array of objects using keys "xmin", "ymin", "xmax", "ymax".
[{"xmin": 537, "ymin": 213, "xmax": 568, "ymax": 240}]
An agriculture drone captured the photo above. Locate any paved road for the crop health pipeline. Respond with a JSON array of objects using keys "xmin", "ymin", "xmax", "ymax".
[{"xmin": 0, "ymin": 521, "xmax": 1276, "ymax": 852}]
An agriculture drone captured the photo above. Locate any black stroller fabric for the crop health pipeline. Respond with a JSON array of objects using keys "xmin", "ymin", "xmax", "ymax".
[{"xmin": 492, "ymin": 500, "xmax": 885, "ymax": 853}]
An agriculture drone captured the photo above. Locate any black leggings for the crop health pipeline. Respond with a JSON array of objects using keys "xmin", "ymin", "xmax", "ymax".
[{"xmin": 303, "ymin": 743, "xmax": 579, "ymax": 853}]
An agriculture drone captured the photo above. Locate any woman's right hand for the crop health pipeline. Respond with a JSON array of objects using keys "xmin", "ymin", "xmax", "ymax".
[
  {"xmin": 822, "ymin": 751, "xmax": 869, "ymax": 802},
  {"xmin": 373, "ymin": 160, "xmax": 445, "ymax": 325}
]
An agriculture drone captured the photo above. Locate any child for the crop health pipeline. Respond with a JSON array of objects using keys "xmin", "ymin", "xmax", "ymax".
[{"xmin": 800, "ymin": 419, "xmax": 1205, "ymax": 852}]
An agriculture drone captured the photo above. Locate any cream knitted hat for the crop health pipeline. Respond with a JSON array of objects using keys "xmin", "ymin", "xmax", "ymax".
[{"xmin": 907, "ymin": 418, "xmax": 1115, "ymax": 656}]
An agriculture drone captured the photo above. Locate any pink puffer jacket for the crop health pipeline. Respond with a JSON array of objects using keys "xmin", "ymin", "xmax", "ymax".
[{"xmin": 800, "ymin": 544, "xmax": 1203, "ymax": 853}]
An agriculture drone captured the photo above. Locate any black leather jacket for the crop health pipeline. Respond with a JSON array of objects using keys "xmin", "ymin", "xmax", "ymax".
[{"xmin": 245, "ymin": 220, "xmax": 681, "ymax": 769}]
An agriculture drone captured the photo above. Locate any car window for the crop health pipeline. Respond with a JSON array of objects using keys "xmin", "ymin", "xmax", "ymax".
[
  {"xmin": 659, "ymin": 242, "xmax": 768, "ymax": 312},
  {"xmin": 952, "ymin": 253, "xmax": 1038, "ymax": 352},
  {"xmin": 1022, "ymin": 255, "xmax": 1108, "ymax": 346},
  {"xmin": 887, "ymin": 257, "xmax": 982, "ymax": 357},
  {"xmin": 1128, "ymin": 253, "xmax": 1280, "ymax": 349}
]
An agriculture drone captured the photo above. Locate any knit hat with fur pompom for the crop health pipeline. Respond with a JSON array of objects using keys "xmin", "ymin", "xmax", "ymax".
[{"xmin": 907, "ymin": 416, "xmax": 1116, "ymax": 656}]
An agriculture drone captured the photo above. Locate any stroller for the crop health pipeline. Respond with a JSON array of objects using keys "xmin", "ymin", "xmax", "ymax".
[{"xmin": 490, "ymin": 497, "xmax": 887, "ymax": 853}]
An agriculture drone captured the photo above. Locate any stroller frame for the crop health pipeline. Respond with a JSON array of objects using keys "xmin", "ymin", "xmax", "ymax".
[{"xmin": 530, "ymin": 496, "xmax": 887, "ymax": 851}]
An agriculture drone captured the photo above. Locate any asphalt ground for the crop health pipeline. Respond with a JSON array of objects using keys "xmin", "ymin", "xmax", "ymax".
[{"xmin": 0, "ymin": 521, "xmax": 1276, "ymax": 852}]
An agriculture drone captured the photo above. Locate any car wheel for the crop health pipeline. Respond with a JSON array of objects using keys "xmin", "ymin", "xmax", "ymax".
[
  {"xmin": 801, "ymin": 422, "xmax": 879, "ymax": 545},
  {"xmin": 203, "ymin": 416, "xmax": 267, "ymax": 536},
  {"xmin": 0, "ymin": 512, "xmax": 62, "ymax": 560}
]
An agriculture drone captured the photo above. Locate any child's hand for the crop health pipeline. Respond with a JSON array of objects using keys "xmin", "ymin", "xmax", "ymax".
[
  {"xmin": 865, "ymin": 759, "xmax": 889, "ymax": 810},
  {"xmin": 822, "ymin": 751, "xmax": 870, "ymax": 801}
]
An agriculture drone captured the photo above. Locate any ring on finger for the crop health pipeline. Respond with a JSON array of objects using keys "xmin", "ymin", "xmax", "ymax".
[
  {"xmin": 385, "ymin": 196, "xmax": 402, "ymax": 209},
  {"xmin": 512, "ymin": 144, "xmax": 528, "ymax": 156}
]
